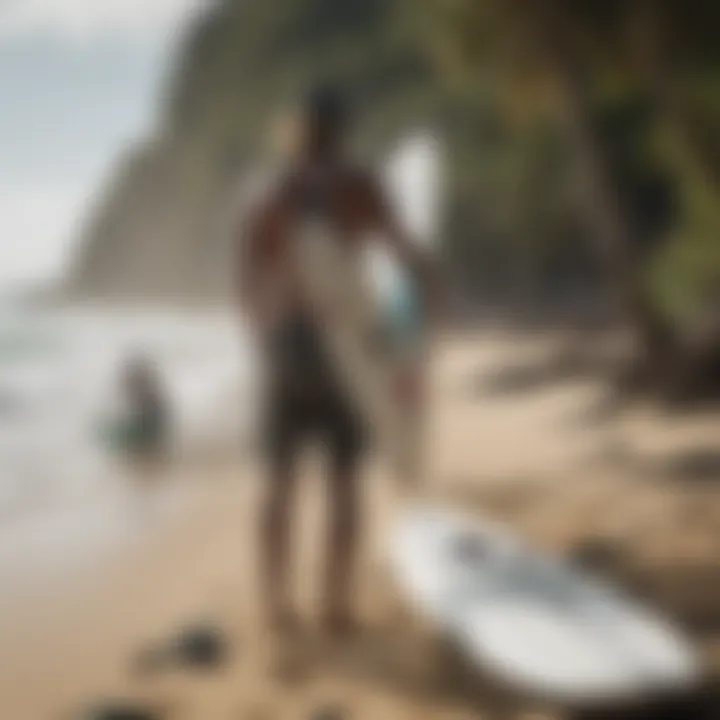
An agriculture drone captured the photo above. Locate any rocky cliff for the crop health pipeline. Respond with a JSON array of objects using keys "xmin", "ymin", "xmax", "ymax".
[{"xmin": 67, "ymin": 0, "xmax": 442, "ymax": 303}]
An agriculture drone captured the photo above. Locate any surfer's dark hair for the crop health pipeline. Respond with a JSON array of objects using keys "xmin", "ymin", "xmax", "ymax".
[{"xmin": 302, "ymin": 82, "xmax": 351, "ymax": 137}]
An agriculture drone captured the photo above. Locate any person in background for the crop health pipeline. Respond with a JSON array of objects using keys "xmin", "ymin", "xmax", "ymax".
[
  {"xmin": 237, "ymin": 83, "xmax": 441, "ymax": 637},
  {"xmin": 116, "ymin": 354, "xmax": 170, "ymax": 469}
]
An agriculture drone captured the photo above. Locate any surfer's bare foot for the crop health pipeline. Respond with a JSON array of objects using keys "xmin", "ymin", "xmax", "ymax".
[{"xmin": 265, "ymin": 610, "xmax": 311, "ymax": 685}]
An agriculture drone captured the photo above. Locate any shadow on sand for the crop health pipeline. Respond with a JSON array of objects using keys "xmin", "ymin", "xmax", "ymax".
[
  {"xmin": 657, "ymin": 448, "xmax": 720, "ymax": 486},
  {"xmin": 469, "ymin": 346, "xmax": 615, "ymax": 400},
  {"xmin": 627, "ymin": 561, "xmax": 720, "ymax": 637}
]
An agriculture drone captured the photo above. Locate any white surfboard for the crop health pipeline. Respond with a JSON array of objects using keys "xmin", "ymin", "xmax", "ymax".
[
  {"xmin": 294, "ymin": 221, "xmax": 424, "ymax": 481},
  {"xmin": 385, "ymin": 129, "xmax": 443, "ymax": 250},
  {"xmin": 364, "ymin": 129, "xmax": 442, "ymax": 336},
  {"xmin": 390, "ymin": 508, "xmax": 699, "ymax": 706},
  {"xmin": 290, "ymin": 134, "xmax": 442, "ymax": 482}
]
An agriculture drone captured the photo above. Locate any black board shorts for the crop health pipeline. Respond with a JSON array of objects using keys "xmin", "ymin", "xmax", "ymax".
[{"xmin": 262, "ymin": 315, "xmax": 365, "ymax": 472}]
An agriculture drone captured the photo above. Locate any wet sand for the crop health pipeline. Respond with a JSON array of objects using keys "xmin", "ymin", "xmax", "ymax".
[{"xmin": 0, "ymin": 332, "xmax": 718, "ymax": 719}]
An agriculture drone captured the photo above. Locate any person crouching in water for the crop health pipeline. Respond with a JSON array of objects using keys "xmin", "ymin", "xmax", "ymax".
[{"xmin": 117, "ymin": 355, "xmax": 170, "ymax": 476}]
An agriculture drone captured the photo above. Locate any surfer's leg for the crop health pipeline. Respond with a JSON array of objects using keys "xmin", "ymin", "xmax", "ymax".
[
  {"xmin": 325, "ymin": 462, "xmax": 360, "ymax": 634},
  {"xmin": 261, "ymin": 383, "xmax": 304, "ymax": 634},
  {"xmin": 323, "ymin": 398, "xmax": 365, "ymax": 634},
  {"xmin": 263, "ymin": 462, "xmax": 299, "ymax": 633}
]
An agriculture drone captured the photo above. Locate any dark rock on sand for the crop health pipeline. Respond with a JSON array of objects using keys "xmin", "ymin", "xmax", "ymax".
[
  {"xmin": 132, "ymin": 622, "xmax": 229, "ymax": 678},
  {"xmin": 309, "ymin": 704, "xmax": 348, "ymax": 720},
  {"xmin": 173, "ymin": 623, "xmax": 229, "ymax": 669},
  {"xmin": 82, "ymin": 701, "xmax": 163, "ymax": 720}
]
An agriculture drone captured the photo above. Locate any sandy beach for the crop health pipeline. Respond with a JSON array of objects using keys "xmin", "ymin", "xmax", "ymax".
[{"xmin": 1, "ymin": 331, "xmax": 718, "ymax": 719}]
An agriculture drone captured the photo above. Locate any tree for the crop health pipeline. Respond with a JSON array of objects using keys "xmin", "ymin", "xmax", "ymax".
[{"xmin": 425, "ymin": 0, "xmax": 720, "ymax": 393}]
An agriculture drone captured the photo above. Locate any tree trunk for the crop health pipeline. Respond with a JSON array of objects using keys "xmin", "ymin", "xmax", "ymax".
[{"xmin": 538, "ymin": 9, "xmax": 675, "ymax": 383}]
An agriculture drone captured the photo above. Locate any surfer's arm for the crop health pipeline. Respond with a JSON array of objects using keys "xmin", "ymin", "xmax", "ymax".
[
  {"xmin": 236, "ymin": 198, "xmax": 274, "ymax": 330},
  {"xmin": 364, "ymin": 177, "xmax": 443, "ymax": 318}
]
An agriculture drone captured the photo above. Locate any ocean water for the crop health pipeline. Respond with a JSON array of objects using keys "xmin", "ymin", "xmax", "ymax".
[{"xmin": 0, "ymin": 302, "xmax": 258, "ymax": 522}]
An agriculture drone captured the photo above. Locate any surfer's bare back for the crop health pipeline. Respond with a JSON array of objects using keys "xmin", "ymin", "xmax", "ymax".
[{"xmin": 237, "ymin": 84, "xmax": 440, "ymax": 636}]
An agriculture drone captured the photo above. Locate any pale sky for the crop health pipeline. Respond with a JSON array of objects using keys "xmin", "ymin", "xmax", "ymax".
[{"xmin": 0, "ymin": 0, "xmax": 211, "ymax": 290}]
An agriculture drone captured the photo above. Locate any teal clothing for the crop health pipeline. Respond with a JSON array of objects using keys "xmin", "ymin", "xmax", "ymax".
[
  {"xmin": 100, "ymin": 402, "xmax": 167, "ymax": 457},
  {"xmin": 386, "ymin": 273, "xmax": 423, "ymax": 352}
]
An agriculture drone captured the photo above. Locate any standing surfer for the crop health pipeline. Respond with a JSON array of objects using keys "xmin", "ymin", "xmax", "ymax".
[{"xmin": 237, "ymin": 84, "xmax": 440, "ymax": 636}]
